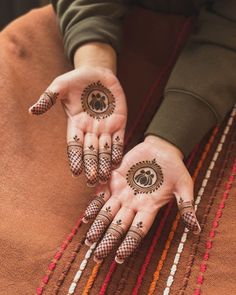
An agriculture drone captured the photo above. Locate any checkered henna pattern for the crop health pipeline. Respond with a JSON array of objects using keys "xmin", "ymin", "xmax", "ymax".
[
  {"xmin": 86, "ymin": 208, "xmax": 113, "ymax": 244},
  {"xmin": 84, "ymin": 145, "xmax": 98, "ymax": 187},
  {"xmin": 94, "ymin": 221, "xmax": 124, "ymax": 261},
  {"xmin": 30, "ymin": 91, "xmax": 58, "ymax": 115},
  {"xmin": 67, "ymin": 136, "xmax": 83, "ymax": 176},
  {"xmin": 112, "ymin": 136, "xmax": 123, "ymax": 166},
  {"xmin": 83, "ymin": 193, "xmax": 106, "ymax": 222},
  {"xmin": 115, "ymin": 223, "xmax": 144, "ymax": 263},
  {"xmin": 99, "ymin": 143, "xmax": 111, "ymax": 183},
  {"xmin": 178, "ymin": 198, "xmax": 201, "ymax": 234}
]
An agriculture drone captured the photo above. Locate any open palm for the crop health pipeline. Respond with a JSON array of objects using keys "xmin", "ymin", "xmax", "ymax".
[
  {"xmin": 29, "ymin": 67, "xmax": 127, "ymax": 186},
  {"xmin": 83, "ymin": 137, "xmax": 201, "ymax": 263}
]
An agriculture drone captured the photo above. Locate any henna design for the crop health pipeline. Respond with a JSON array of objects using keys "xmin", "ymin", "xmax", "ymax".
[
  {"xmin": 67, "ymin": 137, "xmax": 83, "ymax": 176},
  {"xmin": 112, "ymin": 136, "xmax": 123, "ymax": 166},
  {"xmin": 84, "ymin": 145, "xmax": 98, "ymax": 186},
  {"xmin": 178, "ymin": 198, "xmax": 201, "ymax": 234},
  {"xmin": 126, "ymin": 159, "xmax": 163, "ymax": 195},
  {"xmin": 83, "ymin": 193, "xmax": 106, "ymax": 222},
  {"xmin": 81, "ymin": 81, "xmax": 115, "ymax": 120},
  {"xmin": 94, "ymin": 220, "xmax": 125, "ymax": 261},
  {"xmin": 115, "ymin": 222, "xmax": 144, "ymax": 264},
  {"xmin": 86, "ymin": 209, "xmax": 113, "ymax": 245},
  {"xmin": 30, "ymin": 91, "xmax": 58, "ymax": 115},
  {"xmin": 99, "ymin": 142, "xmax": 112, "ymax": 183}
]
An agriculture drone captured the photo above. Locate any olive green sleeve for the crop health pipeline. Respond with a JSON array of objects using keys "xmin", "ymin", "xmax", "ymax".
[
  {"xmin": 145, "ymin": 0, "xmax": 236, "ymax": 158},
  {"xmin": 51, "ymin": 0, "xmax": 128, "ymax": 63}
]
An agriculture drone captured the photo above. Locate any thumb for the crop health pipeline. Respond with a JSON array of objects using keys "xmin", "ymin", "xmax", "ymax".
[
  {"xmin": 174, "ymin": 176, "xmax": 201, "ymax": 234},
  {"xmin": 28, "ymin": 81, "xmax": 62, "ymax": 115}
]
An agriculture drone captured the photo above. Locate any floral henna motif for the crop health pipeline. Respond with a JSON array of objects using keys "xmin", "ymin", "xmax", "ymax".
[
  {"xmin": 81, "ymin": 81, "xmax": 115, "ymax": 120},
  {"xmin": 94, "ymin": 220, "xmax": 125, "ymax": 261},
  {"xmin": 84, "ymin": 145, "xmax": 98, "ymax": 186},
  {"xmin": 85, "ymin": 208, "xmax": 113, "ymax": 245},
  {"xmin": 126, "ymin": 159, "xmax": 164, "ymax": 195},
  {"xmin": 83, "ymin": 193, "xmax": 106, "ymax": 222},
  {"xmin": 178, "ymin": 198, "xmax": 201, "ymax": 234},
  {"xmin": 67, "ymin": 136, "xmax": 83, "ymax": 176},
  {"xmin": 112, "ymin": 136, "xmax": 123, "ymax": 166},
  {"xmin": 115, "ymin": 221, "xmax": 144, "ymax": 264},
  {"xmin": 30, "ymin": 91, "xmax": 59, "ymax": 115},
  {"xmin": 99, "ymin": 143, "xmax": 112, "ymax": 183}
]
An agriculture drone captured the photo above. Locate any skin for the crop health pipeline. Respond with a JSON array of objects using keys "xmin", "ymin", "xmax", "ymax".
[
  {"xmin": 84, "ymin": 135, "xmax": 199, "ymax": 263},
  {"xmin": 29, "ymin": 42, "xmax": 199, "ymax": 261},
  {"xmin": 29, "ymin": 43, "xmax": 127, "ymax": 185}
]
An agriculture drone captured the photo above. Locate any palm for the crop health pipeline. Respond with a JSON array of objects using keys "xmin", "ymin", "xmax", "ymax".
[
  {"xmin": 29, "ymin": 67, "xmax": 127, "ymax": 186},
  {"xmin": 61, "ymin": 67, "xmax": 127, "ymax": 135}
]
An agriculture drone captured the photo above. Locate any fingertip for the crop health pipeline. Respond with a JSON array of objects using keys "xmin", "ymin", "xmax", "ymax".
[
  {"xmin": 93, "ymin": 256, "xmax": 103, "ymax": 264},
  {"xmin": 115, "ymin": 256, "xmax": 124, "ymax": 264},
  {"xmin": 82, "ymin": 217, "xmax": 89, "ymax": 224},
  {"xmin": 85, "ymin": 239, "xmax": 93, "ymax": 247}
]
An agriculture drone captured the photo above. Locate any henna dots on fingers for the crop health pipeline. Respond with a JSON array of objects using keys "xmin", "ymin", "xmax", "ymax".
[
  {"xmin": 99, "ymin": 143, "xmax": 112, "ymax": 183},
  {"xmin": 83, "ymin": 193, "xmax": 106, "ymax": 223},
  {"xmin": 81, "ymin": 81, "xmax": 115, "ymax": 120},
  {"xmin": 112, "ymin": 136, "xmax": 123, "ymax": 166},
  {"xmin": 115, "ymin": 221, "xmax": 144, "ymax": 264},
  {"xmin": 126, "ymin": 159, "xmax": 164, "ymax": 195},
  {"xmin": 30, "ymin": 91, "xmax": 59, "ymax": 115},
  {"xmin": 85, "ymin": 206, "xmax": 113, "ymax": 246},
  {"xmin": 94, "ymin": 219, "xmax": 125, "ymax": 262},
  {"xmin": 67, "ymin": 135, "xmax": 83, "ymax": 176},
  {"xmin": 178, "ymin": 198, "xmax": 201, "ymax": 234},
  {"xmin": 84, "ymin": 145, "xmax": 98, "ymax": 187}
]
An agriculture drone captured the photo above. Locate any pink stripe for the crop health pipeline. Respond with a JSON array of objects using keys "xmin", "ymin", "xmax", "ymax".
[
  {"xmin": 194, "ymin": 159, "xmax": 236, "ymax": 294},
  {"xmin": 98, "ymin": 17, "xmax": 194, "ymax": 294}
]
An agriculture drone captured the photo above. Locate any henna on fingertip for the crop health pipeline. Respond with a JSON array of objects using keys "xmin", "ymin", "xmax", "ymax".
[
  {"xmin": 85, "ymin": 207, "xmax": 113, "ymax": 245},
  {"xmin": 67, "ymin": 135, "xmax": 83, "ymax": 176},
  {"xmin": 178, "ymin": 198, "xmax": 201, "ymax": 234},
  {"xmin": 83, "ymin": 193, "xmax": 106, "ymax": 223},
  {"xmin": 99, "ymin": 142, "xmax": 112, "ymax": 183},
  {"xmin": 115, "ymin": 222, "xmax": 144, "ymax": 264},
  {"xmin": 30, "ymin": 91, "xmax": 58, "ymax": 115},
  {"xmin": 94, "ymin": 220, "xmax": 125, "ymax": 261},
  {"xmin": 84, "ymin": 145, "xmax": 98, "ymax": 187},
  {"xmin": 112, "ymin": 136, "xmax": 123, "ymax": 166}
]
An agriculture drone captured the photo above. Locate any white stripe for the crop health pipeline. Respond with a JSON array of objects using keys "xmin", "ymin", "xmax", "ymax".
[
  {"xmin": 163, "ymin": 104, "xmax": 236, "ymax": 294},
  {"xmin": 67, "ymin": 242, "xmax": 97, "ymax": 295}
]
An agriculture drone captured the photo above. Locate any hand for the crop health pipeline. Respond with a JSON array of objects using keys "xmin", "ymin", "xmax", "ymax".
[
  {"xmin": 82, "ymin": 136, "xmax": 201, "ymax": 263},
  {"xmin": 29, "ymin": 66, "xmax": 127, "ymax": 186}
]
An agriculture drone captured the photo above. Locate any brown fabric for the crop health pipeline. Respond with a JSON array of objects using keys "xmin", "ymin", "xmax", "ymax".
[{"xmin": 0, "ymin": 4, "xmax": 235, "ymax": 295}]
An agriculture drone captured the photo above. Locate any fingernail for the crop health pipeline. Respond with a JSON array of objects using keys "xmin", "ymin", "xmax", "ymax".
[
  {"xmin": 93, "ymin": 256, "xmax": 103, "ymax": 263},
  {"xmin": 82, "ymin": 217, "xmax": 89, "ymax": 224},
  {"xmin": 85, "ymin": 239, "xmax": 93, "ymax": 247},
  {"xmin": 115, "ymin": 256, "xmax": 124, "ymax": 264}
]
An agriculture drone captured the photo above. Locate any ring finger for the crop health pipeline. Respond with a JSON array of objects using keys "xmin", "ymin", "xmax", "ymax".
[
  {"xmin": 115, "ymin": 209, "xmax": 157, "ymax": 264},
  {"xmin": 98, "ymin": 134, "xmax": 112, "ymax": 184},
  {"xmin": 83, "ymin": 132, "xmax": 99, "ymax": 187}
]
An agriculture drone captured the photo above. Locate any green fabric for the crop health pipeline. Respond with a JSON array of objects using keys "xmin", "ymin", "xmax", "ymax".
[
  {"xmin": 51, "ymin": 0, "xmax": 236, "ymax": 158},
  {"xmin": 146, "ymin": 1, "xmax": 236, "ymax": 156}
]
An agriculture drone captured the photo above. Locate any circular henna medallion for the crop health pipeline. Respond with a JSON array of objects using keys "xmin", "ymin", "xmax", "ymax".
[
  {"xmin": 126, "ymin": 159, "xmax": 164, "ymax": 194},
  {"xmin": 81, "ymin": 81, "xmax": 115, "ymax": 120}
]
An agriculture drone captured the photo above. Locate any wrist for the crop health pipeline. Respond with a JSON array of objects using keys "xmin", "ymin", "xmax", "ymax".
[
  {"xmin": 144, "ymin": 135, "xmax": 184, "ymax": 160},
  {"xmin": 73, "ymin": 42, "xmax": 117, "ymax": 75}
]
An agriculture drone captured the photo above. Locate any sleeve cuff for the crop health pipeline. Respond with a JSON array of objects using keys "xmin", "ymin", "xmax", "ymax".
[{"xmin": 145, "ymin": 91, "xmax": 217, "ymax": 158}]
